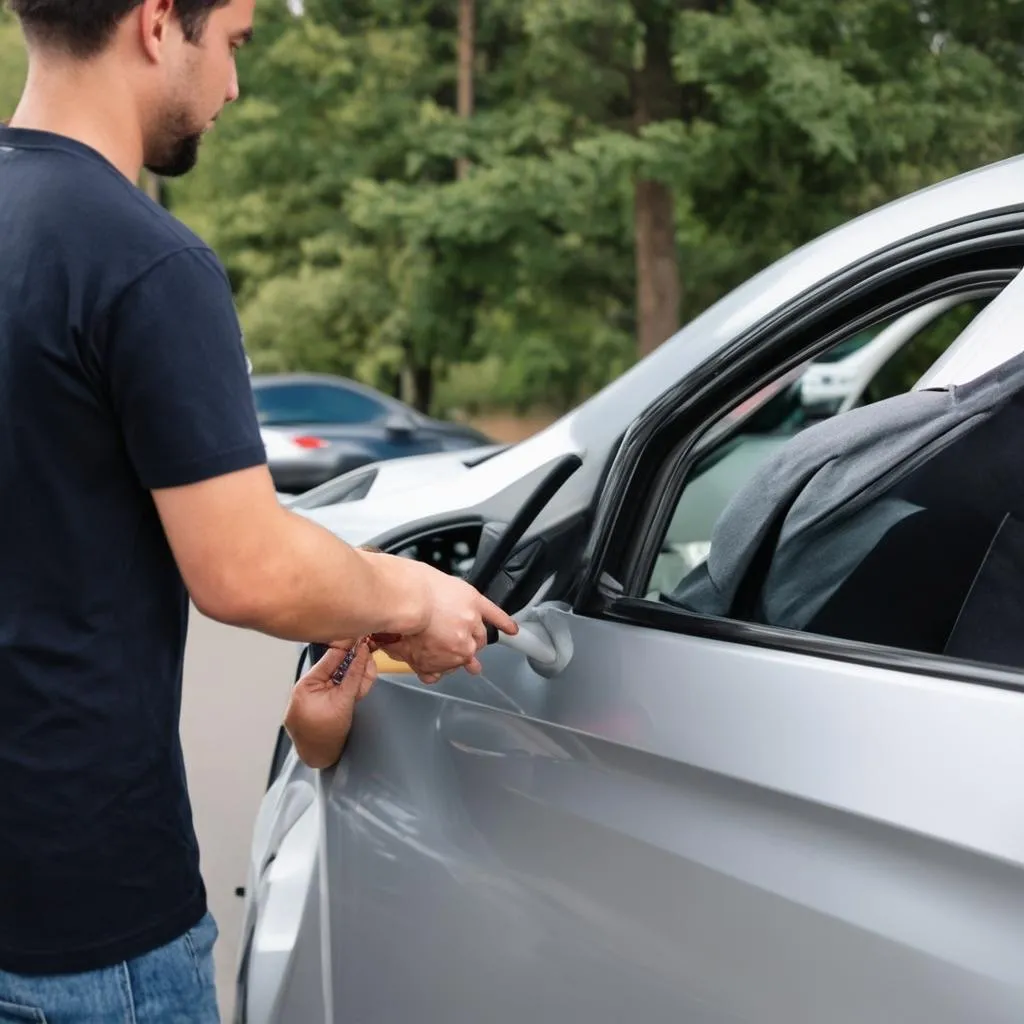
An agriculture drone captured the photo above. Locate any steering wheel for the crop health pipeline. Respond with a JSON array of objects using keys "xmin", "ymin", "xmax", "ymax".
[{"xmin": 466, "ymin": 452, "xmax": 583, "ymax": 644}]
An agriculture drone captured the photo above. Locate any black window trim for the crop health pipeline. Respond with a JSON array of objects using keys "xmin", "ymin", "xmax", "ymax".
[{"xmin": 574, "ymin": 213, "xmax": 1024, "ymax": 698}]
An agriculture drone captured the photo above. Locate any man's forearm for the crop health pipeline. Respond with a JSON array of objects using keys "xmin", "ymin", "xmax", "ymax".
[{"xmin": 210, "ymin": 510, "xmax": 429, "ymax": 643}]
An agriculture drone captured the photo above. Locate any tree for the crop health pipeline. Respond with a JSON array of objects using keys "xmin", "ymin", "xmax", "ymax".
[
  {"xmin": 0, "ymin": 9, "xmax": 27, "ymax": 120},
  {"xmin": 170, "ymin": 0, "xmax": 1024, "ymax": 417},
  {"xmin": 456, "ymin": 0, "xmax": 474, "ymax": 181},
  {"xmin": 174, "ymin": 0, "xmax": 639, "ymax": 413},
  {"xmin": 632, "ymin": 1, "xmax": 685, "ymax": 356},
  {"xmin": 666, "ymin": 0, "xmax": 1024, "ymax": 311}
]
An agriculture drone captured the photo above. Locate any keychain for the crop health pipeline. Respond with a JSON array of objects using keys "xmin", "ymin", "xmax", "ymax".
[{"xmin": 330, "ymin": 636, "xmax": 370, "ymax": 685}]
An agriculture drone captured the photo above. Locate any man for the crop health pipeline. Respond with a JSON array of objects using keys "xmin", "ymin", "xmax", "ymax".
[{"xmin": 0, "ymin": 0, "xmax": 517, "ymax": 1019}]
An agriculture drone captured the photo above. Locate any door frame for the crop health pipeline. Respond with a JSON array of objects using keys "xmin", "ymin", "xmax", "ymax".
[{"xmin": 575, "ymin": 223, "xmax": 1024, "ymax": 698}]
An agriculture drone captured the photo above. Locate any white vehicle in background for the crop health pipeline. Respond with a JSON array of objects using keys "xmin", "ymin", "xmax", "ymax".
[
  {"xmin": 796, "ymin": 325, "xmax": 880, "ymax": 413},
  {"xmin": 798, "ymin": 294, "xmax": 988, "ymax": 416}
]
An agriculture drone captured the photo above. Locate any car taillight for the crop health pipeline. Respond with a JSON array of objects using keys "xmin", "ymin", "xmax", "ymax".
[{"xmin": 293, "ymin": 435, "xmax": 328, "ymax": 450}]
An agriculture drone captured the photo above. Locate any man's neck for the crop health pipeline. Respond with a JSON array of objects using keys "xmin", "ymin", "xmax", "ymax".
[{"xmin": 9, "ymin": 59, "xmax": 143, "ymax": 182}]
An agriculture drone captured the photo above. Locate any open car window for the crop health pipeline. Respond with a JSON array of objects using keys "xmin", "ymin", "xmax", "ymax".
[
  {"xmin": 644, "ymin": 292, "xmax": 992, "ymax": 601},
  {"xmin": 639, "ymin": 271, "xmax": 1024, "ymax": 673}
]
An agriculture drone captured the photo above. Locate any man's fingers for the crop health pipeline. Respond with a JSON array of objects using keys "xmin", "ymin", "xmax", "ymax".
[
  {"xmin": 480, "ymin": 597, "xmax": 517, "ymax": 637},
  {"xmin": 357, "ymin": 661, "xmax": 377, "ymax": 699},
  {"xmin": 310, "ymin": 644, "xmax": 350, "ymax": 682},
  {"xmin": 328, "ymin": 639, "xmax": 359, "ymax": 652},
  {"xmin": 356, "ymin": 649, "xmax": 378, "ymax": 699}
]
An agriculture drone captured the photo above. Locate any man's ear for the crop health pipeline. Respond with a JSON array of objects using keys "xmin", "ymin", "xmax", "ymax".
[{"xmin": 137, "ymin": 0, "xmax": 176, "ymax": 63}]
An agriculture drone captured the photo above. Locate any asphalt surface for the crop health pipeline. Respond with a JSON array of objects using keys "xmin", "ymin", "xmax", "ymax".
[{"xmin": 180, "ymin": 608, "xmax": 298, "ymax": 1021}]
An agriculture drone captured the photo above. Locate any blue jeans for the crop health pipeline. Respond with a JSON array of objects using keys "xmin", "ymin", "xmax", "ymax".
[{"xmin": 0, "ymin": 913, "xmax": 220, "ymax": 1023}]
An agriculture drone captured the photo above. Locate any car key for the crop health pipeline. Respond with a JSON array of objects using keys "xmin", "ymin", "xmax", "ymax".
[
  {"xmin": 330, "ymin": 642, "xmax": 361, "ymax": 685},
  {"xmin": 331, "ymin": 637, "xmax": 368, "ymax": 685}
]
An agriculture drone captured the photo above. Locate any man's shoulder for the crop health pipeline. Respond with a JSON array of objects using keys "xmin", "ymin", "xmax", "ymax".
[
  {"xmin": 69, "ymin": 165, "xmax": 217, "ymax": 272},
  {"xmin": 2, "ymin": 142, "xmax": 221, "ymax": 289},
  {"xmin": 136, "ymin": 194, "xmax": 212, "ymax": 256}
]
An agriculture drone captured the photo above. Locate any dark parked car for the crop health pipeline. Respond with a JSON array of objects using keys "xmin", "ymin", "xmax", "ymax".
[{"xmin": 252, "ymin": 373, "xmax": 493, "ymax": 493}]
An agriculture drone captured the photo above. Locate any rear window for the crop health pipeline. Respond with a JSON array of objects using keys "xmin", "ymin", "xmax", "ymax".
[{"xmin": 253, "ymin": 383, "xmax": 385, "ymax": 426}]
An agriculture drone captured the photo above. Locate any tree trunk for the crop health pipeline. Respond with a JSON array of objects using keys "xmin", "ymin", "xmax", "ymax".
[
  {"xmin": 456, "ymin": 0, "xmax": 474, "ymax": 180},
  {"xmin": 634, "ymin": 179, "xmax": 681, "ymax": 357},
  {"xmin": 632, "ymin": 6, "xmax": 682, "ymax": 356},
  {"xmin": 385, "ymin": 368, "xmax": 403, "ymax": 400},
  {"xmin": 412, "ymin": 363, "xmax": 434, "ymax": 413}
]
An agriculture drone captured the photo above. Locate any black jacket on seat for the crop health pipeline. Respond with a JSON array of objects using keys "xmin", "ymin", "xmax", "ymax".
[{"xmin": 672, "ymin": 352, "xmax": 1024, "ymax": 669}]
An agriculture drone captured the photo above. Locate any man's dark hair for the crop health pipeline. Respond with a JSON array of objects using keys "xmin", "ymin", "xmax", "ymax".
[{"xmin": 8, "ymin": 0, "xmax": 229, "ymax": 59}]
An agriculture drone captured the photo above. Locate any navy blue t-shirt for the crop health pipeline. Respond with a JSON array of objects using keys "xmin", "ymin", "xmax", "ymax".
[{"xmin": 0, "ymin": 127, "xmax": 267, "ymax": 974}]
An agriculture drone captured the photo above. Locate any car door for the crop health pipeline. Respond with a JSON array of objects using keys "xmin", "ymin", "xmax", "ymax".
[{"xmin": 311, "ymin": 263, "xmax": 1024, "ymax": 1022}]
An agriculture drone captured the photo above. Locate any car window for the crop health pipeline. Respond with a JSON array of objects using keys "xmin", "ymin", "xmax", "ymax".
[
  {"xmin": 643, "ymin": 296, "xmax": 991, "ymax": 603},
  {"xmin": 636, "ymin": 279, "xmax": 1024, "ymax": 673},
  {"xmin": 809, "ymin": 323, "xmax": 883, "ymax": 364},
  {"xmin": 859, "ymin": 299, "xmax": 989, "ymax": 407},
  {"xmin": 253, "ymin": 383, "xmax": 386, "ymax": 426}
]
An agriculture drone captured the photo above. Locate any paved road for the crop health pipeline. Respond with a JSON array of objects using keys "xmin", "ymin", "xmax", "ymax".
[{"xmin": 181, "ymin": 608, "xmax": 298, "ymax": 1021}]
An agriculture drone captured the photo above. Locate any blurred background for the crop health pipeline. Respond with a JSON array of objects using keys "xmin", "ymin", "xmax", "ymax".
[{"xmin": 5, "ymin": 0, "xmax": 1023, "ymax": 444}]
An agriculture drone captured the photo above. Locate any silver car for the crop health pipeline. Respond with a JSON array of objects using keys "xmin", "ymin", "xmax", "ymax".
[{"xmin": 236, "ymin": 155, "xmax": 1024, "ymax": 1024}]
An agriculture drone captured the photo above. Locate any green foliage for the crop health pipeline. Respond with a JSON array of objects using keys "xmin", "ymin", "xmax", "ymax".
[
  {"xmin": 163, "ymin": 0, "xmax": 1024, "ymax": 414},
  {"xmin": 0, "ymin": 9, "xmax": 27, "ymax": 120},
  {"xmin": 5, "ymin": 0, "xmax": 1021, "ymax": 414}
]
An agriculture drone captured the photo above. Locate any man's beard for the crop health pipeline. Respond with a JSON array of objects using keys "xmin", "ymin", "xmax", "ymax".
[
  {"xmin": 144, "ymin": 99, "xmax": 206, "ymax": 178},
  {"xmin": 144, "ymin": 130, "xmax": 203, "ymax": 178}
]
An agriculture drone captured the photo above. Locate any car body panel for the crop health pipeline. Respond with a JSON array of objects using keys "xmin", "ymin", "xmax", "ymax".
[
  {"xmin": 239, "ymin": 155, "xmax": 1024, "ymax": 1023},
  {"xmin": 287, "ymin": 445, "xmax": 506, "ymax": 512},
  {"xmin": 313, "ymin": 614, "xmax": 1024, "ymax": 1024}
]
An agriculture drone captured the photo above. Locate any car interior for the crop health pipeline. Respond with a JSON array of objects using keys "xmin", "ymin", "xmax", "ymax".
[
  {"xmin": 645, "ymin": 292, "xmax": 992, "ymax": 599},
  {"xmin": 645, "ymin": 280, "xmax": 1024, "ymax": 672}
]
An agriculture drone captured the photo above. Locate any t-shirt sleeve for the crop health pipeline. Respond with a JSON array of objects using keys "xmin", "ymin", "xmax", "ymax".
[{"xmin": 101, "ymin": 247, "xmax": 267, "ymax": 490}]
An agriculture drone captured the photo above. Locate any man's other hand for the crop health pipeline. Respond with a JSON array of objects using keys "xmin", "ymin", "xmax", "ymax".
[{"xmin": 284, "ymin": 642, "xmax": 377, "ymax": 769}]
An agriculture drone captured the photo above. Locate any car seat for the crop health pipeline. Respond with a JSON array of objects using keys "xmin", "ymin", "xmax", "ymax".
[{"xmin": 793, "ymin": 393, "xmax": 1024, "ymax": 664}]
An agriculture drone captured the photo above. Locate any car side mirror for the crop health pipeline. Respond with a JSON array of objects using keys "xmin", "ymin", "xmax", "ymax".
[{"xmin": 385, "ymin": 411, "xmax": 417, "ymax": 438}]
